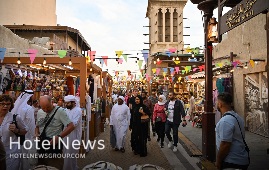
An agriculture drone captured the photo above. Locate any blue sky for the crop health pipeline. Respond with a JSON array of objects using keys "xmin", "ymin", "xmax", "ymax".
[{"xmin": 56, "ymin": 0, "xmax": 215, "ymax": 74}]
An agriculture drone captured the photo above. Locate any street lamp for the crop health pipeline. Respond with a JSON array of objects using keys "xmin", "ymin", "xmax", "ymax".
[{"xmin": 190, "ymin": 0, "xmax": 218, "ymax": 162}]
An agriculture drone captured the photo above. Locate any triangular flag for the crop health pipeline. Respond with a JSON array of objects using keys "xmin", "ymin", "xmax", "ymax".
[
  {"xmin": 218, "ymin": 63, "xmax": 223, "ymax": 68},
  {"xmin": 156, "ymin": 68, "xmax": 161, "ymax": 75},
  {"xmin": 28, "ymin": 49, "xmax": 38, "ymax": 64},
  {"xmin": 193, "ymin": 68, "xmax": 198, "ymax": 72},
  {"xmin": 186, "ymin": 46, "xmax": 192, "ymax": 53},
  {"xmin": 215, "ymin": 63, "xmax": 220, "ymax": 67},
  {"xmin": 170, "ymin": 68, "xmax": 174, "ymax": 74},
  {"xmin": 90, "ymin": 51, "xmax": 96, "ymax": 62},
  {"xmin": 182, "ymin": 70, "xmax": 186, "ymax": 74},
  {"xmin": 58, "ymin": 50, "xmax": 67, "ymax": 58},
  {"xmin": 193, "ymin": 47, "xmax": 200, "ymax": 54},
  {"xmin": 169, "ymin": 48, "xmax": 177, "ymax": 53},
  {"xmin": 172, "ymin": 77, "xmax": 175, "ymax": 81},
  {"xmin": 186, "ymin": 66, "xmax": 192, "ymax": 72},
  {"xmin": 232, "ymin": 62, "xmax": 238, "ymax": 68},
  {"xmin": 138, "ymin": 60, "xmax": 143, "ymax": 69},
  {"xmin": 175, "ymin": 67, "xmax": 179, "ymax": 73},
  {"xmin": 249, "ymin": 60, "xmax": 255, "ymax": 68},
  {"xmin": 118, "ymin": 58, "xmax": 124, "ymax": 64},
  {"xmin": 115, "ymin": 51, "xmax": 123, "ymax": 58},
  {"xmin": 156, "ymin": 60, "xmax": 162, "ymax": 65},
  {"xmin": 100, "ymin": 59, "xmax": 104, "ymax": 67},
  {"xmin": 163, "ymin": 72, "xmax": 166, "ymax": 77},
  {"xmin": 152, "ymin": 68, "xmax": 156, "ymax": 74},
  {"xmin": 0, "ymin": 48, "xmax": 7, "ymax": 62},
  {"xmin": 174, "ymin": 60, "xmax": 180, "ymax": 64},
  {"xmin": 165, "ymin": 51, "xmax": 171, "ymax": 57},
  {"xmin": 178, "ymin": 77, "xmax": 182, "ymax": 81},
  {"xmin": 162, "ymin": 68, "xmax": 167, "ymax": 73},
  {"xmin": 143, "ymin": 53, "xmax": 148, "ymax": 62},
  {"xmin": 122, "ymin": 54, "xmax": 128, "ymax": 62},
  {"xmin": 102, "ymin": 56, "xmax": 108, "ymax": 66}
]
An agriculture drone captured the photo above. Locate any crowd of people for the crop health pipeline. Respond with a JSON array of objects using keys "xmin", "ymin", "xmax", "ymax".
[
  {"xmin": 0, "ymin": 91, "xmax": 82, "ymax": 170},
  {"xmin": 110, "ymin": 89, "xmax": 187, "ymax": 157}
]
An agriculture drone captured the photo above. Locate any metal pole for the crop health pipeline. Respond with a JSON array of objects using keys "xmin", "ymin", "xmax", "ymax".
[
  {"xmin": 202, "ymin": 9, "xmax": 216, "ymax": 162},
  {"xmin": 266, "ymin": 12, "xmax": 269, "ymax": 136}
]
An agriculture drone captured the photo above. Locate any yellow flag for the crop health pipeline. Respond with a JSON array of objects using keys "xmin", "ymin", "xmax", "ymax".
[
  {"xmin": 152, "ymin": 68, "xmax": 156, "ymax": 74},
  {"xmin": 174, "ymin": 60, "xmax": 180, "ymax": 64},
  {"xmin": 249, "ymin": 60, "xmax": 255, "ymax": 68},
  {"xmin": 115, "ymin": 51, "xmax": 123, "ymax": 58}
]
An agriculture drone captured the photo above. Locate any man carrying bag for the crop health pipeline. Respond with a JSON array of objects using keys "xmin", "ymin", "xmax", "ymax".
[{"xmin": 35, "ymin": 95, "xmax": 75, "ymax": 169}]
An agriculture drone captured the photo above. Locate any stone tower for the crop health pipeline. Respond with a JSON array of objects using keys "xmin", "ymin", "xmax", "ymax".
[
  {"xmin": 146, "ymin": 0, "xmax": 188, "ymax": 54},
  {"xmin": 0, "ymin": 0, "xmax": 57, "ymax": 26}
]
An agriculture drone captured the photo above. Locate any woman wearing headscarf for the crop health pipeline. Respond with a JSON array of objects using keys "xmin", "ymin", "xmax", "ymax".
[
  {"xmin": 130, "ymin": 95, "xmax": 150, "ymax": 157},
  {"xmin": 0, "ymin": 94, "xmax": 27, "ymax": 169},
  {"xmin": 152, "ymin": 95, "xmax": 167, "ymax": 148}
]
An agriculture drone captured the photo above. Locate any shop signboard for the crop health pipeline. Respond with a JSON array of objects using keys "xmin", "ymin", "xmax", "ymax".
[{"xmin": 219, "ymin": 0, "xmax": 269, "ymax": 35}]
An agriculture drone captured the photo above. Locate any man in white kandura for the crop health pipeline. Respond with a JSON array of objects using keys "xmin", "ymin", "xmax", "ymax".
[
  {"xmin": 63, "ymin": 95, "xmax": 82, "ymax": 170},
  {"xmin": 110, "ymin": 96, "xmax": 130, "ymax": 153},
  {"xmin": 12, "ymin": 90, "xmax": 36, "ymax": 169}
]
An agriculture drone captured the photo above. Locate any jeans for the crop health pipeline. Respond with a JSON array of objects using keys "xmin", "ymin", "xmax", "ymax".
[{"xmin": 165, "ymin": 120, "xmax": 179, "ymax": 147}]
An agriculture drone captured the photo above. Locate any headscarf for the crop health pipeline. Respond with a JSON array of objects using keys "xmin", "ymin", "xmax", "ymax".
[
  {"xmin": 118, "ymin": 96, "xmax": 125, "ymax": 102},
  {"xmin": 133, "ymin": 95, "xmax": 144, "ymax": 108},
  {"xmin": 12, "ymin": 90, "xmax": 34, "ymax": 114},
  {"xmin": 158, "ymin": 95, "xmax": 166, "ymax": 105},
  {"xmin": 64, "ymin": 95, "xmax": 80, "ymax": 108}
]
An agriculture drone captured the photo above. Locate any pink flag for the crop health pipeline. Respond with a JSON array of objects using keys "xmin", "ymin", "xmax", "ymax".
[
  {"xmin": 28, "ymin": 49, "xmax": 38, "ymax": 64},
  {"xmin": 175, "ymin": 67, "xmax": 179, "ymax": 73},
  {"xmin": 89, "ymin": 51, "xmax": 96, "ymax": 62},
  {"xmin": 118, "ymin": 58, "xmax": 123, "ymax": 64},
  {"xmin": 156, "ymin": 68, "xmax": 161, "ymax": 75},
  {"xmin": 169, "ymin": 48, "xmax": 177, "ymax": 53}
]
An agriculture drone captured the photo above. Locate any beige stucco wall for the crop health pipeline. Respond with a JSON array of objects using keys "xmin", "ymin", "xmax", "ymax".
[
  {"xmin": 0, "ymin": 26, "xmax": 56, "ymax": 57},
  {"xmin": 213, "ymin": 14, "xmax": 267, "ymax": 120},
  {"xmin": 0, "ymin": 0, "xmax": 57, "ymax": 26}
]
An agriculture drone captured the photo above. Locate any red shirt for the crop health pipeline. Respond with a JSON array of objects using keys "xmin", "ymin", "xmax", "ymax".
[{"xmin": 153, "ymin": 104, "xmax": 166, "ymax": 123}]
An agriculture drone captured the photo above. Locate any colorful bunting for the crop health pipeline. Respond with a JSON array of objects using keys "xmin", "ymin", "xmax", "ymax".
[
  {"xmin": 89, "ymin": 51, "xmax": 96, "ymax": 62},
  {"xmin": 186, "ymin": 46, "xmax": 192, "ymax": 53},
  {"xmin": 138, "ymin": 60, "xmax": 143, "ymax": 69},
  {"xmin": 156, "ymin": 60, "xmax": 162, "ymax": 65},
  {"xmin": 122, "ymin": 54, "xmax": 128, "ymax": 62},
  {"xmin": 232, "ymin": 62, "xmax": 238, "ymax": 68},
  {"xmin": 28, "ymin": 49, "xmax": 38, "ymax": 64},
  {"xmin": 58, "ymin": 50, "xmax": 67, "ymax": 58},
  {"xmin": 169, "ymin": 48, "xmax": 177, "ymax": 53},
  {"xmin": 102, "ymin": 56, "xmax": 108, "ymax": 66},
  {"xmin": 165, "ymin": 51, "xmax": 171, "ymax": 57},
  {"xmin": 162, "ymin": 68, "xmax": 167, "ymax": 73},
  {"xmin": 100, "ymin": 59, "xmax": 104, "ymax": 67},
  {"xmin": 115, "ymin": 51, "xmax": 123, "ymax": 58},
  {"xmin": 174, "ymin": 60, "xmax": 180, "ymax": 64},
  {"xmin": 193, "ymin": 68, "xmax": 198, "ymax": 72},
  {"xmin": 175, "ymin": 67, "xmax": 179, "ymax": 73},
  {"xmin": 152, "ymin": 68, "xmax": 156, "ymax": 74},
  {"xmin": 170, "ymin": 68, "xmax": 174, "ymax": 74},
  {"xmin": 249, "ymin": 60, "xmax": 255, "ymax": 68},
  {"xmin": 156, "ymin": 68, "xmax": 161, "ymax": 75},
  {"xmin": 118, "ymin": 58, "xmax": 123, "ymax": 64},
  {"xmin": 0, "ymin": 48, "xmax": 6, "ymax": 62}
]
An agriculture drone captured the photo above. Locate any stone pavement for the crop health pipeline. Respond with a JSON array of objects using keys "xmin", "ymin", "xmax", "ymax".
[
  {"xmin": 77, "ymin": 124, "xmax": 201, "ymax": 170},
  {"xmin": 179, "ymin": 122, "xmax": 269, "ymax": 170}
]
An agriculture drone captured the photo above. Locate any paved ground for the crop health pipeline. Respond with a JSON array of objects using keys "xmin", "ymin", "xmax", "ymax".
[
  {"xmin": 77, "ymin": 124, "xmax": 200, "ymax": 170},
  {"xmin": 77, "ymin": 121, "xmax": 269, "ymax": 170},
  {"xmin": 179, "ymin": 122, "xmax": 269, "ymax": 170}
]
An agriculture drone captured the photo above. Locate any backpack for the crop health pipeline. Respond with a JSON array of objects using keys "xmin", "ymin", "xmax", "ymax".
[
  {"xmin": 82, "ymin": 161, "xmax": 123, "ymax": 170},
  {"xmin": 12, "ymin": 114, "xmax": 25, "ymax": 145},
  {"xmin": 129, "ymin": 164, "xmax": 165, "ymax": 170}
]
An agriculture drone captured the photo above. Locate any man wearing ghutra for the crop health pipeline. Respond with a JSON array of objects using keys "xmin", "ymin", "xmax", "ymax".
[
  {"xmin": 110, "ymin": 96, "xmax": 130, "ymax": 153},
  {"xmin": 63, "ymin": 95, "xmax": 82, "ymax": 170},
  {"xmin": 12, "ymin": 90, "xmax": 36, "ymax": 169}
]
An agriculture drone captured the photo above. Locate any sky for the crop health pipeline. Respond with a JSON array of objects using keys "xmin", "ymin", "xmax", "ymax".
[{"xmin": 56, "ymin": 0, "xmax": 219, "ymax": 75}]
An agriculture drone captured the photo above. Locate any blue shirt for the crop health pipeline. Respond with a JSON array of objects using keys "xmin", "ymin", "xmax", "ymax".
[{"xmin": 215, "ymin": 110, "xmax": 249, "ymax": 165}]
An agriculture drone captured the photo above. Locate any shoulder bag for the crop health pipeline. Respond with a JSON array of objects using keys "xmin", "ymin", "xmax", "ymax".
[
  {"xmin": 38, "ymin": 107, "xmax": 61, "ymax": 154},
  {"xmin": 224, "ymin": 113, "xmax": 250, "ymax": 165}
]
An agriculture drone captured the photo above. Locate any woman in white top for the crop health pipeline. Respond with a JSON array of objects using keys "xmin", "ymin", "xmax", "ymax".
[{"xmin": 0, "ymin": 94, "xmax": 27, "ymax": 169}]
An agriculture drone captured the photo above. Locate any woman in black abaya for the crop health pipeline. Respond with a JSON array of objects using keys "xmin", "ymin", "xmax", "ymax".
[{"xmin": 130, "ymin": 95, "xmax": 150, "ymax": 157}]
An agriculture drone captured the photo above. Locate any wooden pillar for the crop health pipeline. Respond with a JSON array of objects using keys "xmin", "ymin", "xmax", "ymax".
[{"xmin": 80, "ymin": 58, "xmax": 87, "ymax": 108}]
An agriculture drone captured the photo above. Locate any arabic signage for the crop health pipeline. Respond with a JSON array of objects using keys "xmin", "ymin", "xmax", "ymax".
[{"xmin": 219, "ymin": 0, "xmax": 269, "ymax": 35}]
